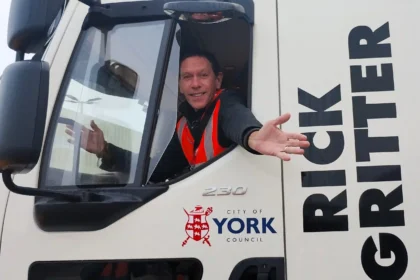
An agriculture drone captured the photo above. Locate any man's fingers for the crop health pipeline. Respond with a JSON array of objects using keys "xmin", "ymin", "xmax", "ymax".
[
  {"xmin": 301, "ymin": 141, "xmax": 310, "ymax": 148},
  {"xmin": 270, "ymin": 113, "xmax": 291, "ymax": 126},
  {"xmin": 67, "ymin": 136, "xmax": 90, "ymax": 150},
  {"xmin": 274, "ymin": 146, "xmax": 305, "ymax": 160},
  {"xmin": 65, "ymin": 128, "xmax": 74, "ymax": 137},
  {"xmin": 286, "ymin": 132, "xmax": 307, "ymax": 141},
  {"xmin": 274, "ymin": 151, "xmax": 291, "ymax": 161},
  {"xmin": 65, "ymin": 126, "xmax": 92, "ymax": 137},
  {"xmin": 286, "ymin": 139, "xmax": 310, "ymax": 148},
  {"xmin": 66, "ymin": 122, "xmax": 92, "ymax": 133},
  {"xmin": 283, "ymin": 146, "xmax": 305, "ymax": 155},
  {"xmin": 286, "ymin": 139, "xmax": 301, "ymax": 147}
]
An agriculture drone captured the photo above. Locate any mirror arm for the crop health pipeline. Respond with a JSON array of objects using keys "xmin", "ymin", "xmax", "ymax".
[
  {"xmin": 2, "ymin": 170, "xmax": 81, "ymax": 202},
  {"xmin": 15, "ymin": 51, "xmax": 24, "ymax": 62}
]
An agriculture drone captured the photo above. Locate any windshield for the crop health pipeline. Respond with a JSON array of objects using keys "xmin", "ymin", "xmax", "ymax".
[{"xmin": 41, "ymin": 20, "xmax": 180, "ymax": 187}]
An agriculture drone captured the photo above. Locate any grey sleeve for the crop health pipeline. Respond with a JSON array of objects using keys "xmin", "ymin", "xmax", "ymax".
[{"xmin": 218, "ymin": 91, "xmax": 263, "ymax": 154}]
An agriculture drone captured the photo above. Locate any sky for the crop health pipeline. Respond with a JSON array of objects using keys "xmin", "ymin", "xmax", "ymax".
[{"xmin": 0, "ymin": 0, "xmax": 16, "ymax": 75}]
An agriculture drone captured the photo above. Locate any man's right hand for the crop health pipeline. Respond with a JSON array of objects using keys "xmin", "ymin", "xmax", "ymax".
[{"xmin": 65, "ymin": 120, "xmax": 106, "ymax": 157}]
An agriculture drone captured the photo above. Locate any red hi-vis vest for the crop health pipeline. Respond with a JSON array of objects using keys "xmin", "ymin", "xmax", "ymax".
[{"xmin": 176, "ymin": 89, "xmax": 227, "ymax": 167}]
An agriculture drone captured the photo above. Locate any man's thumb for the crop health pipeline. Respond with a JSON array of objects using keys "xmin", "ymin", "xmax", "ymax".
[
  {"xmin": 272, "ymin": 113, "xmax": 291, "ymax": 126},
  {"xmin": 91, "ymin": 120, "xmax": 99, "ymax": 130}
]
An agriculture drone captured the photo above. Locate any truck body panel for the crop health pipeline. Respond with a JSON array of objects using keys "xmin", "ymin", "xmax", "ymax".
[{"xmin": 0, "ymin": 0, "xmax": 418, "ymax": 279}]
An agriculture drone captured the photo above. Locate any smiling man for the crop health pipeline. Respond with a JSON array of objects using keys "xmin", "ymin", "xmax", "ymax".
[
  {"xmin": 174, "ymin": 50, "xmax": 309, "ymax": 168},
  {"xmin": 66, "ymin": 50, "xmax": 310, "ymax": 183}
]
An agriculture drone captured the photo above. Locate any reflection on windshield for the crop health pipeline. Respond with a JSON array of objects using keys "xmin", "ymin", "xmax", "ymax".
[{"xmin": 42, "ymin": 20, "xmax": 179, "ymax": 187}]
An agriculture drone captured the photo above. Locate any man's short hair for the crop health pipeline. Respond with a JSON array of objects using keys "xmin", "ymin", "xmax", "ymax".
[{"xmin": 180, "ymin": 50, "xmax": 221, "ymax": 76}]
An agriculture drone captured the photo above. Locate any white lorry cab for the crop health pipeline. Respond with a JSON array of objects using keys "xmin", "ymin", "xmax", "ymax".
[{"xmin": 0, "ymin": 0, "xmax": 418, "ymax": 279}]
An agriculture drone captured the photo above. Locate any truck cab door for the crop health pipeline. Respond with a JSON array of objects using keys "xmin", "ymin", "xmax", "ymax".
[{"xmin": 0, "ymin": 0, "xmax": 287, "ymax": 279}]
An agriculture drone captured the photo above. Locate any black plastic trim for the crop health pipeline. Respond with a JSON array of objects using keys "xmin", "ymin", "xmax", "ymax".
[
  {"xmin": 82, "ymin": 0, "xmax": 171, "ymax": 30},
  {"xmin": 79, "ymin": 0, "xmax": 101, "ymax": 6},
  {"xmin": 34, "ymin": 186, "xmax": 168, "ymax": 232},
  {"xmin": 233, "ymin": 0, "xmax": 254, "ymax": 24},
  {"xmin": 29, "ymin": 257, "xmax": 203, "ymax": 280},
  {"xmin": 229, "ymin": 257, "xmax": 285, "ymax": 280},
  {"xmin": 3, "ymin": 171, "xmax": 81, "ymax": 202},
  {"xmin": 246, "ymin": 20, "xmax": 254, "ymax": 109}
]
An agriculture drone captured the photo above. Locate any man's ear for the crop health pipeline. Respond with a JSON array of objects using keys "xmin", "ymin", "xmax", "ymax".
[{"xmin": 216, "ymin": 72, "xmax": 224, "ymax": 89}]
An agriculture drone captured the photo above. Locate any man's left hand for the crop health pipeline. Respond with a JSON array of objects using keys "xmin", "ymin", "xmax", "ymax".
[{"xmin": 247, "ymin": 113, "xmax": 310, "ymax": 161}]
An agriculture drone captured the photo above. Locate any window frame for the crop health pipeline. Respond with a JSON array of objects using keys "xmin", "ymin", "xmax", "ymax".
[{"xmin": 38, "ymin": 2, "xmax": 177, "ymax": 190}]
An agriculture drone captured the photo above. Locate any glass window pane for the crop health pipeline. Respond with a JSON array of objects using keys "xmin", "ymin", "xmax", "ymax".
[
  {"xmin": 42, "ymin": 20, "xmax": 169, "ymax": 187},
  {"xmin": 147, "ymin": 24, "xmax": 181, "ymax": 182}
]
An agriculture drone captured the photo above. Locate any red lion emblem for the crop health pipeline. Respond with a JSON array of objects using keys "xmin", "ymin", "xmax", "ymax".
[{"xmin": 182, "ymin": 205, "xmax": 213, "ymax": 247}]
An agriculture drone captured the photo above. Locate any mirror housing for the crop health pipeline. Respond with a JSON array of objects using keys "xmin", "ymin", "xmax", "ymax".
[
  {"xmin": 163, "ymin": 0, "xmax": 247, "ymax": 24},
  {"xmin": 7, "ymin": 0, "xmax": 67, "ymax": 53},
  {"xmin": 95, "ymin": 60, "xmax": 138, "ymax": 99},
  {"xmin": 0, "ymin": 61, "xmax": 80, "ymax": 202},
  {"xmin": 0, "ymin": 60, "xmax": 49, "ymax": 174}
]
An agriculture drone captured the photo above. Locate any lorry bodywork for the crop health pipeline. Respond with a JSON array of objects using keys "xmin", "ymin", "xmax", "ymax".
[{"xmin": 0, "ymin": 0, "xmax": 418, "ymax": 279}]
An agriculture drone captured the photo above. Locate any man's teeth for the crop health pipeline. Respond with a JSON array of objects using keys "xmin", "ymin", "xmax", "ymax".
[{"xmin": 191, "ymin": 93, "xmax": 205, "ymax": 97}]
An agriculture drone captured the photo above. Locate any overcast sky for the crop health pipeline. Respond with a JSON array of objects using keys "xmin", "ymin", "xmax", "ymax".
[{"xmin": 0, "ymin": 0, "xmax": 16, "ymax": 75}]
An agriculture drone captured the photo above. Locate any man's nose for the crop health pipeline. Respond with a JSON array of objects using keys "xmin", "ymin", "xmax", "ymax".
[{"xmin": 191, "ymin": 76, "xmax": 201, "ymax": 88}]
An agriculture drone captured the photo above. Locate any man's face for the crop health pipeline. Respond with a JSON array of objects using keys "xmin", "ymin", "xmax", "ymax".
[{"xmin": 179, "ymin": 56, "xmax": 223, "ymax": 110}]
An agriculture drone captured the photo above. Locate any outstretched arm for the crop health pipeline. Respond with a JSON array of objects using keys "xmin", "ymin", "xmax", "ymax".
[
  {"xmin": 218, "ymin": 91, "xmax": 310, "ymax": 160},
  {"xmin": 218, "ymin": 91, "xmax": 263, "ymax": 153}
]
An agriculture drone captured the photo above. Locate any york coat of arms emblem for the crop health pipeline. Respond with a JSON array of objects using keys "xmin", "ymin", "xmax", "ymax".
[{"xmin": 182, "ymin": 205, "xmax": 213, "ymax": 247}]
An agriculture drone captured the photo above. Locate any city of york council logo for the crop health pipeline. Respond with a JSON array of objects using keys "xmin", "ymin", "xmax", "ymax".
[{"xmin": 182, "ymin": 205, "xmax": 213, "ymax": 247}]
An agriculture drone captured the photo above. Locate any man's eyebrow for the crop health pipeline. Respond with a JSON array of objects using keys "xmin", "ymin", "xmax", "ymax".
[
  {"xmin": 180, "ymin": 68, "xmax": 208, "ymax": 75},
  {"xmin": 180, "ymin": 72, "xmax": 192, "ymax": 77}
]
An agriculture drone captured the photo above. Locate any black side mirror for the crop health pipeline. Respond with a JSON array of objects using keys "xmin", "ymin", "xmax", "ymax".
[
  {"xmin": 7, "ymin": 0, "xmax": 67, "ymax": 53},
  {"xmin": 0, "ymin": 61, "xmax": 80, "ymax": 201},
  {"xmin": 0, "ymin": 61, "xmax": 49, "ymax": 173}
]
